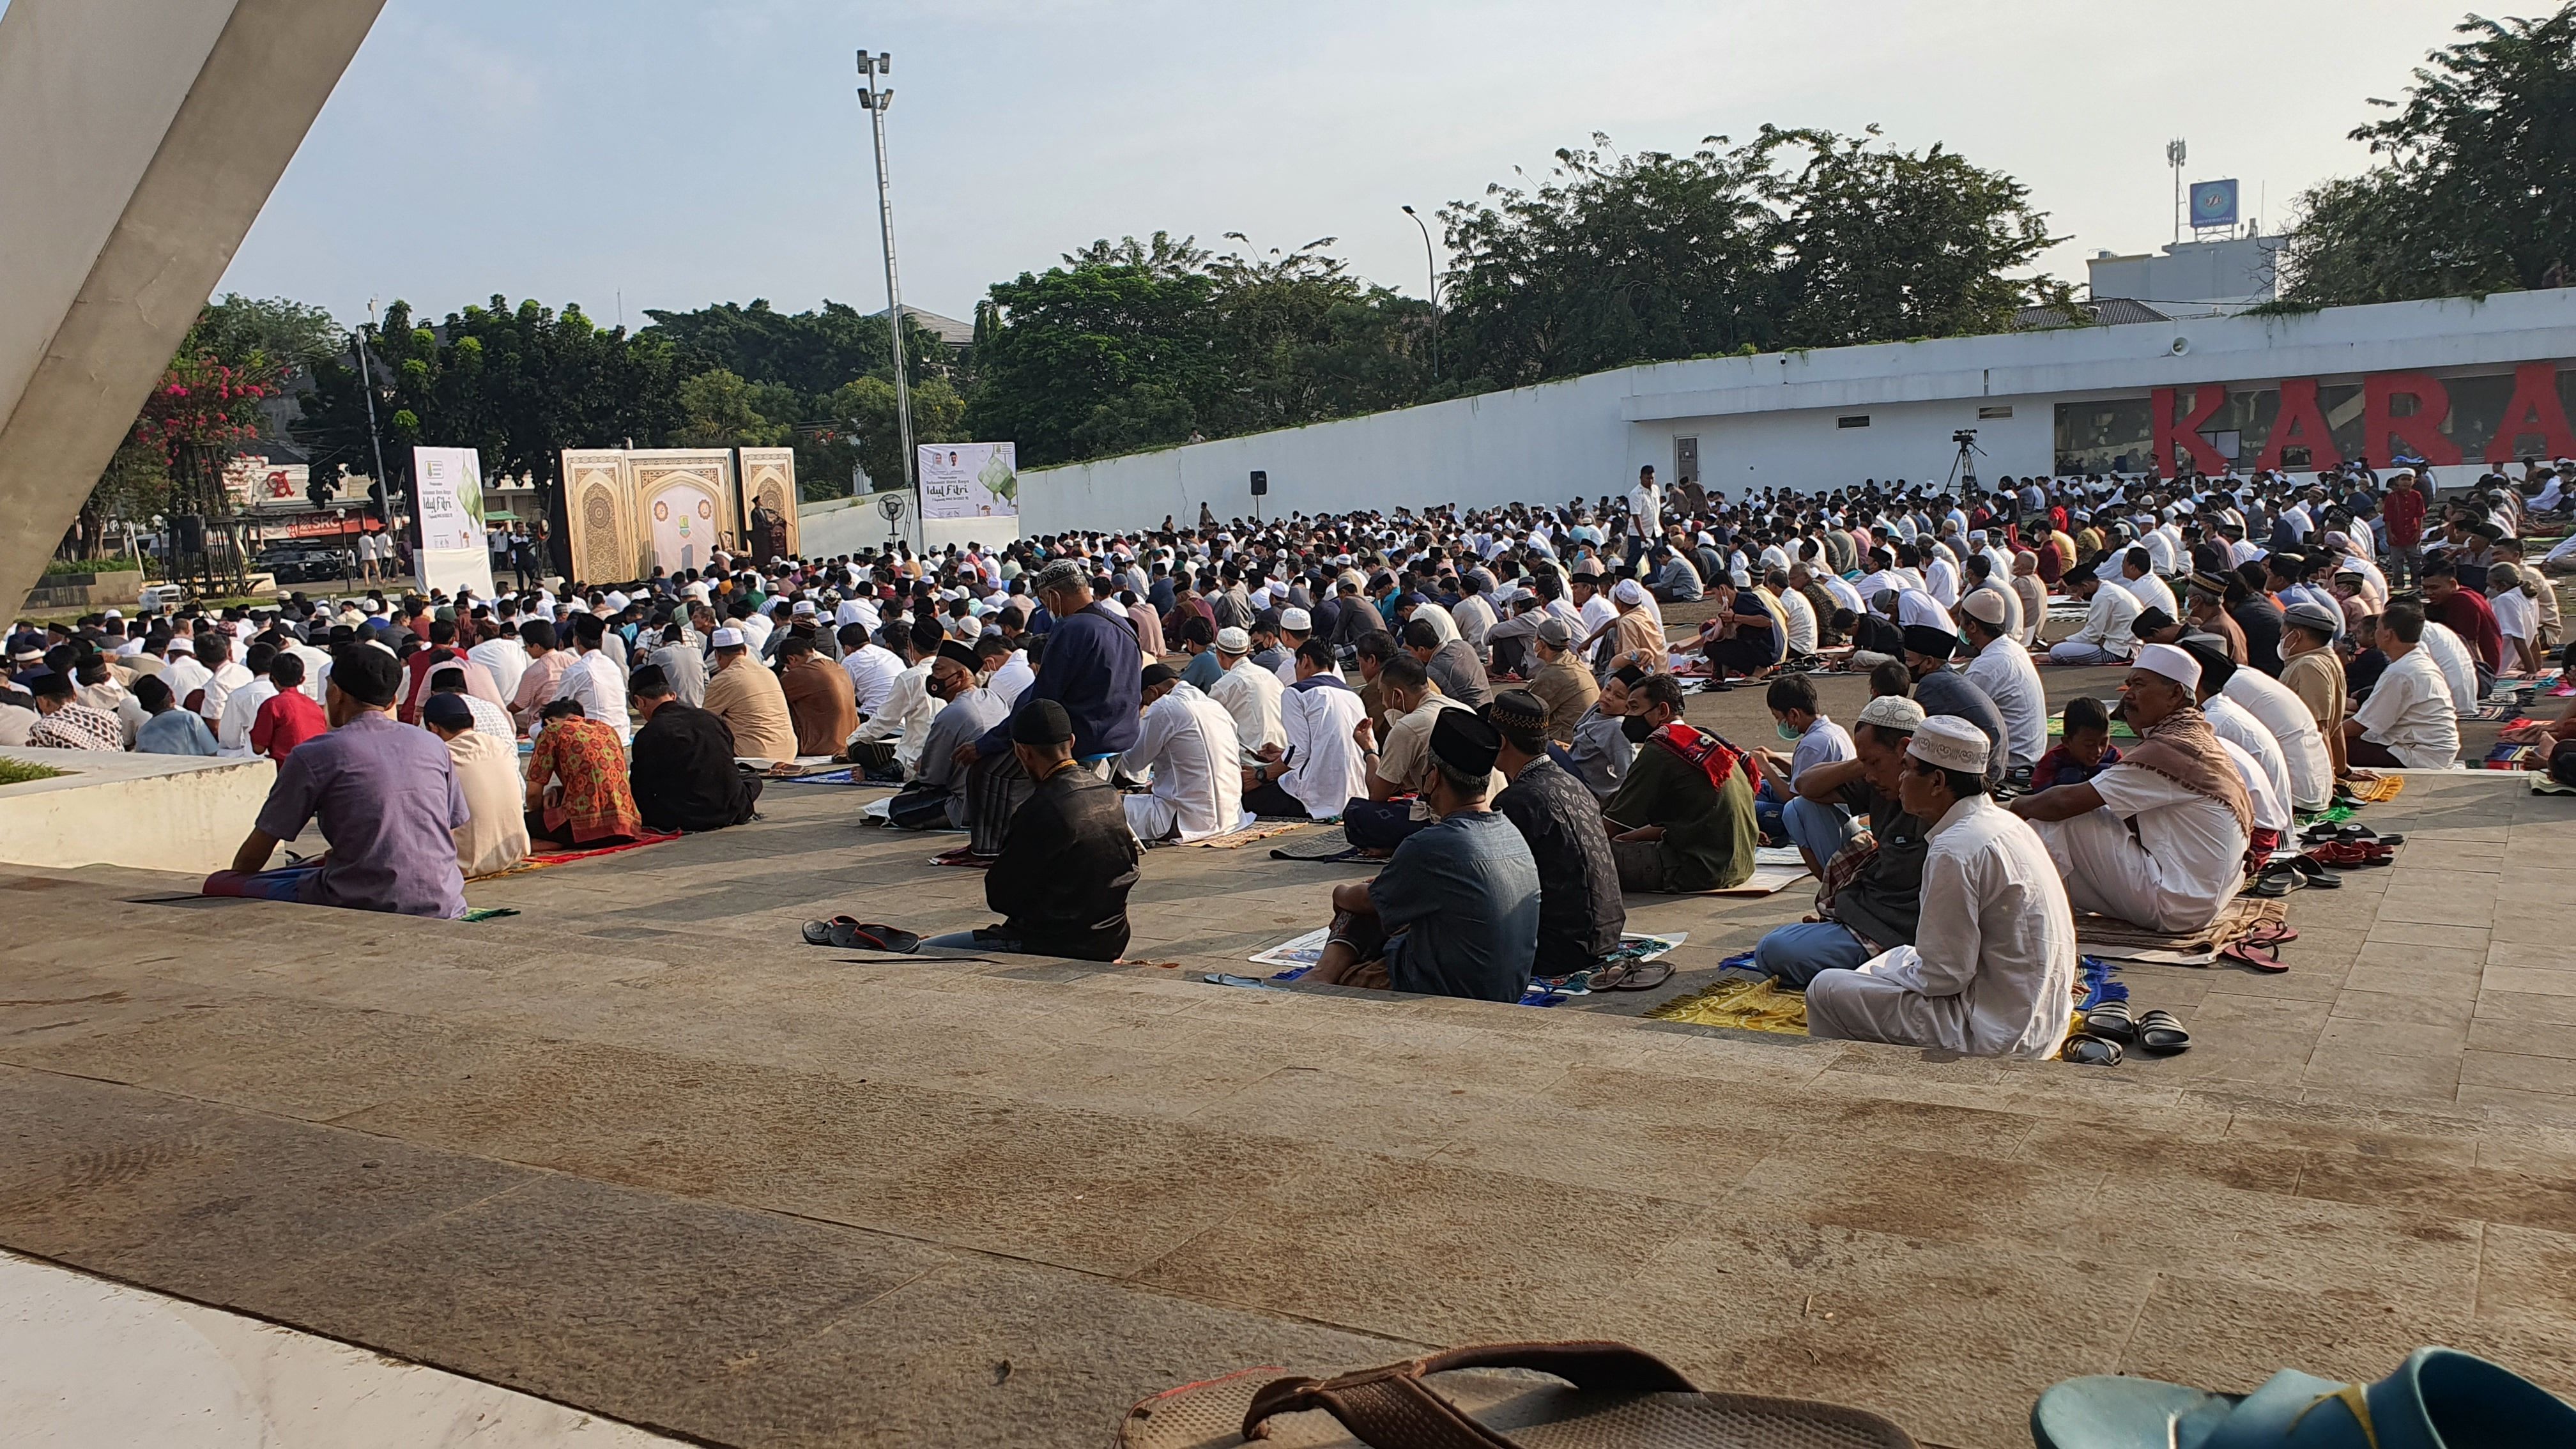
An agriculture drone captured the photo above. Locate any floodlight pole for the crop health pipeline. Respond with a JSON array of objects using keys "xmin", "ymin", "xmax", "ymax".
[
  {"xmin": 1402, "ymin": 204, "xmax": 1441, "ymax": 383},
  {"xmin": 857, "ymin": 50, "xmax": 917, "ymax": 510},
  {"xmin": 355, "ymin": 299, "xmax": 391, "ymax": 525},
  {"xmin": 2166, "ymin": 139, "xmax": 2187, "ymax": 247}
]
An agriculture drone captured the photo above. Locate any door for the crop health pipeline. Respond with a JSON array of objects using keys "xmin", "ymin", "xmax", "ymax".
[{"xmin": 1675, "ymin": 436, "xmax": 1700, "ymax": 487}]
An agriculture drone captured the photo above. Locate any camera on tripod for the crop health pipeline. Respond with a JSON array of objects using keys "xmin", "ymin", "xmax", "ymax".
[{"xmin": 1952, "ymin": 429, "xmax": 1979, "ymax": 445}]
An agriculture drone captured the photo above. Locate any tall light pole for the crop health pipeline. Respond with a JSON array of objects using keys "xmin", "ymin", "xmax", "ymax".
[
  {"xmin": 1401, "ymin": 204, "xmax": 1441, "ymax": 383},
  {"xmin": 354, "ymin": 298, "xmax": 391, "ymax": 524},
  {"xmin": 857, "ymin": 50, "xmax": 916, "ymax": 507}
]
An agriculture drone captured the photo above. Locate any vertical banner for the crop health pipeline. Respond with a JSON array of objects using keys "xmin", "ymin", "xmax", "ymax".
[
  {"xmin": 411, "ymin": 445, "xmax": 498, "ymax": 597},
  {"xmin": 917, "ymin": 442, "xmax": 1019, "ymax": 520}
]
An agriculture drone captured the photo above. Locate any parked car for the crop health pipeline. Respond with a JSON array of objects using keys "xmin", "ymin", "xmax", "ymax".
[{"xmin": 254, "ymin": 543, "xmax": 353, "ymax": 585}]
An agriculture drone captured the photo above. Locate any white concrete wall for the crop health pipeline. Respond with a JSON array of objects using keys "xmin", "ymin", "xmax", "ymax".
[
  {"xmin": 1016, "ymin": 288, "xmax": 2576, "ymax": 521},
  {"xmin": 0, "ymin": 748, "xmax": 273, "ymax": 875},
  {"xmin": 799, "ymin": 494, "xmax": 1022, "ymax": 558}
]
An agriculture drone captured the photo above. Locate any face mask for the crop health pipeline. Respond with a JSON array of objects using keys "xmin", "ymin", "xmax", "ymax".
[
  {"xmin": 1775, "ymin": 721, "xmax": 1805, "ymax": 742},
  {"xmin": 1620, "ymin": 714, "xmax": 1656, "ymax": 744}
]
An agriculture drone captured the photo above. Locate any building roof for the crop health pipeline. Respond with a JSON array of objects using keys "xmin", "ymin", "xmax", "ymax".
[
  {"xmin": 2011, "ymin": 296, "xmax": 2173, "ymax": 330},
  {"xmin": 871, "ymin": 305, "xmax": 974, "ymax": 348}
]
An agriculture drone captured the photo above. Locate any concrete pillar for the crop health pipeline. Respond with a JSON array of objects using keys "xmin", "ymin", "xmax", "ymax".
[{"xmin": 0, "ymin": 0, "xmax": 385, "ymax": 616}]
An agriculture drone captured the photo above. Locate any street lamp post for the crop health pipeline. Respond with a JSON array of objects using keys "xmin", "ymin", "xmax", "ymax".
[
  {"xmin": 857, "ymin": 50, "xmax": 917, "ymax": 511},
  {"xmin": 1401, "ymin": 204, "xmax": 1441, "ymax": 383},
  {"xmin": 353, "ymin": 300, "xmax": 392, "ymax": 525}
]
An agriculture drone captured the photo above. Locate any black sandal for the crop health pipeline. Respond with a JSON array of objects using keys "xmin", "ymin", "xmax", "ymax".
[
  {"xmin": 2080, "ymin": 1000, "xmax": 2138, "ymax": 1044},
  {"xmin": 2062, "ymin": 1034, "xmax": 2124, "ymax": 1066},
  {"xmin": 2135, "ymin": 1009, "xmax": 2192, "ymax": 1055},
  {"xmin": 2285, "ymin": 855, "xmax": 2343, "ymax": 888}
]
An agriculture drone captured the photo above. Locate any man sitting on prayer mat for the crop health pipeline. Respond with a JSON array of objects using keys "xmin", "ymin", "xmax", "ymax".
[
  {"xmin": 1598, "ymin": 672, "xmax": 1758, "ymax": 893},
  {"xmin": 206, "ymin": 644, "xmax": 471, "ymax": 918},
  {"xmin": 627, "ymin": 664, "xmax": 762, "ymax": 834},
  {"xmin": 1343, "ymin": 652, "xmax": 1494, "ymax": 852},
  {"xmin": 702, "ymin": 626, "xmax": 799, "ymax": 765},
  {"xmin": 1754, "ymin": 694, "xmax": 1929, "ymax": 984},
  {"xmin": 1118, "ymin": 661, "xmax": 1244, "ymax": 844},
  {"xmin": 777, "ymin": 631, "xmax": 858, "ymax": 760},
  {"xmin": 889, "ymin": 640, "xmax": 1008, "ymax": 836},
  {"xmin": 2009, "ymin": 643, "xmax": 2253, "ymax": 933},
  {"xmin": 954, "ymin": 560, "xmax": 1144, "ymax": 855},
  {"xmin": 922, "ymin": 699, "xmax": 1140, "ymax": 961},
  {"xmin": 524, "ymin": 698, "xmax": 643, "ymax": 852},
  {"xmin": 1244, "ymin": 638, "xmax": 1370, "ymax": 821},
  {"xmin": 1900, "ymin": 624, "xmax": 2008, "ymax": 788},
  {"xmin": 1805, "ymin": 716, "xmax": 2077, "ymax": 1060},
  {"xmin": 422, "ymin": 691, "xmax": 529, "ymax": 879},
  {"xmin": 2343, "ymin": 601, "xmax": 2460, "ymax": 770},
  {"xmin": 1306, "ymin": 710, "xmax": 1541, "ymax": 1001},
  {"xmin": 1486, "ymin": 689, "xmax": 1625, "ymax": 976}
]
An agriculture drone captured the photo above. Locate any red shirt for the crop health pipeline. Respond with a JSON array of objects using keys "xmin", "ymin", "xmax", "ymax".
[
  {"xmin": 251, "ymin": 689, "xmax": 327, "ymax": 763},
  {"xmin": 2430, "ymin": 587, "xmax": 2503, "ymax": 673},
  {"xmin": 2383, "ymin": 487, "xmax": 2426, "ymax": 548}
]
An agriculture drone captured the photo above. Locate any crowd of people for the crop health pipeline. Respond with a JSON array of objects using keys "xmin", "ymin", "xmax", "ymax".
[{"xmin": 6, "ymin": 451, "xmax": 2570, "ymax": 1061}]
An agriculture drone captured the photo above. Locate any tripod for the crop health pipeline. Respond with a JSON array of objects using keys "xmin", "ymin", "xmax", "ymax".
[{"xmin": 1945, "ymin": 434, "xmax": 1985, "ymax": 492}]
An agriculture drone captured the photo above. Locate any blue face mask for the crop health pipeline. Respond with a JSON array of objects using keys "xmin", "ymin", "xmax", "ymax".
[{"xmin": 1775, "ymin": 721, "xmax": 1804, "ymax": 742}]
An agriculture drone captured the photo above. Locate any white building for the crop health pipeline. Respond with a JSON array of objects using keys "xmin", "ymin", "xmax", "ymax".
[
  {"xmin": 2085, "ymin": 234, "xmax": 2287, "ymax": 318},
  {"xmin": 1018, "ymin": 288, "xmax": 2576, "ymax": 533}
]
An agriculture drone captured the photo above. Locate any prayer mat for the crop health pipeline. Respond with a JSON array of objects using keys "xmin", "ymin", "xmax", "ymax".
[
  {"xmin": 1700, "ymin": 865, "xmax": 1813, "ymax": 897},
  {"xmin": 461, "ymin": 907, "xmax": 521, "ymax": 923},
  {"xmin": 2074, "ymin": 954, "xmax": 2128, "ymax": 1013},
  {"xmin": 1252, "ymin": 926, "xmax": 1330, "ymax": 970},
  {"xmin": 2349, "ymin": 775, "xmax": 2406, "ymax": 804},
  {"xmin": 1268, "ymin": 827, "xmax": 1368, "ymax": 863},
  {"xmin": 1196, "ymin": 820, "xmax": 1310, "ymax": 848},
  {"xmin": 2534, "ymin": 776, "xmax": 2576, "ymax": 797},
  {"xmin": 2074, "ymin": 896, "xmax": 2287, "ymax": 966},
  {"xmin": 473, "ymin": 831, "xmax": 682, "ymax": 880},
  {"xmin": 776, "ymin": 767, "xmax": 889, "ymax": 786},
  {"xmin": 2295, "ymin": 802, "xmax": 2358, "ymax": 828},
  {"xmin": 1646, "ymin": 977, "xmax": 1808, "ymax": 1036}
]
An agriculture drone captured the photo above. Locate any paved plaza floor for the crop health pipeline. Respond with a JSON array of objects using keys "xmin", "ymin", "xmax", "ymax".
[{"xmin": 4, "ymin": 652, "xmax": 2573, "ymax": 1446}]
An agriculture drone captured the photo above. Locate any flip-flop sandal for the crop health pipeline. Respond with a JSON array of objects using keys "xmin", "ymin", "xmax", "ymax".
[
  {"xmin": 2032, "ymin": 1346, "xmax": 2576, "ymax": 1449},
  {"xmin": 2135, "ymin": 1009, "xmax": 2191, "ymax": 1055},
  {"xmin": 1587, "ymin": 963, "xmax": 1636, "ymax": 991},
  {"xmin": 802, "ymin": 914, "xmax": 857, "ymax": 946},
  {"xmin": 2241, "ymin": 864, "xmax": 2301, "ymax": 898},
  {"xmin": 1118, "ymin": 1341, "xmax": 1920, "ymax": 1449},
  {"xmin": 828, "ymin": 921, "xmax": 922, "ymax": 953},
  {"xmin": 1605, "ymin": 959, "xmax": 1675, "ymax": 992},
  {"xmin": 2061, "ymin": 1034, "xmax": 2123, "ymax": 1066},
  {"xmin": 2239, "ymin": 921, "xmax": 2300, "ymax": 947},
  {"xmin": 2080, "ymin": 1002, "xmax": 2137, "ymax": 1044},
  {"xmin": 2220, "ymin": 940, "xmax": 2287, "ymax": 974},
  {"xmin": 2283, "ymin": 856, "xmax": 2342, "ymax": 888}
]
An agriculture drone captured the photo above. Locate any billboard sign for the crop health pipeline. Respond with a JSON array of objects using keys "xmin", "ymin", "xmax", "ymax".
[
  {"xmin": 411, "ymin": 445, "xmax": 496, "ymax": 596},
  {"xmin": 2190, "ymin": 179, "xmax": 2239, "ymax": 231},
  {"xmin": 917, "ymin": 441, "xmax": 1020, "ymax": 520}
]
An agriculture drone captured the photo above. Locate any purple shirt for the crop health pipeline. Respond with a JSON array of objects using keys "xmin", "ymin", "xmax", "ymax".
[{"xmin": 254, "ymin": 709, "xmax": 471, "ymax": 918}]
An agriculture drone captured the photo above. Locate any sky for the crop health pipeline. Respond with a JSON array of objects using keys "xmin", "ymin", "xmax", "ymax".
[{"xmin": 203, "ymin": 0, "xmax": 2472, "ymax": 332}]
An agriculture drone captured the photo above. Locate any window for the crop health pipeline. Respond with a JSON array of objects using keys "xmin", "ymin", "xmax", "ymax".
[
  {"xmin": 1836, "ymin": 415, "xmax": 1869, "ymax": 429},
  {"xmin": 1978, "ymin": 405, "xmax": 2014, "ymax": 420}
]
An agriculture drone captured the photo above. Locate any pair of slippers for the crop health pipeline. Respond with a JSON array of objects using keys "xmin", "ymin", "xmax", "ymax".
[
  {"xmin": 2307, "ymin": 838, "xmax": 2398, "ymax": 868},
  {"xmin": 2244, "ymin": 854, "xmax": 2343, "ymax": 897},
  {"xmin": 2299, "ymin": 822, "xmax": 2396, "ymax": 846},
  {"xmin": 1586, "ymin": 959, "xmax": 1675, "ymax": 992},
  {"xmin": 799, "ymin": 916, "xmax": 921, "ymax": 953},
  {"xmin": 2064, "ymin": 1000, "xmax": 2189, "ymax": 1065},
  {"xmin": 2218, "ymin": 917, "xmax": 2299, "ymax": 974}
]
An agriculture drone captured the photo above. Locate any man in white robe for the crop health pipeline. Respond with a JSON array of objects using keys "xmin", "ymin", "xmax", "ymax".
[
  {"xmin": 1958, "ymin": 591, "xmax": 2046, "ymax": 772},
  {"xmin": 2010, "ymin": 644, "xmax": 2254, "ymax": 932},
  {"xmin": 2047, "ymin": 569, "xmax": 2142, "ymax": 665},
  {"xmin": 1805, "ymin": 717, "xmax": 2077, "ymax": 1059},
  {"xmin": 1249, "ymin": 641, "xmax": 1371, "ymax": 821},
  {"xmin": 1119, "ymin": 666, "xmax": 1245, "ymax": 844},
  {"xmin": 2344, "ymin": 602, "xmax": 2460, "ymax": 769},
  {"xmin": 1208, "ymin": 638, "xmax": 1287, "ymax": 762},
  {"xmin": 2220, "ymin": 658, "xmax": 2335, "ymax": 813}
]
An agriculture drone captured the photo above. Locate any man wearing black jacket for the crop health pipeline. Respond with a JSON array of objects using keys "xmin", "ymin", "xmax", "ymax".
[
  {"xmin": 924, "ymin": 698, "xmax": 1140, "ymax": 960},
  {"xmin": 627, "ymin": 665, "xmax": 761, "ymax": 832}
]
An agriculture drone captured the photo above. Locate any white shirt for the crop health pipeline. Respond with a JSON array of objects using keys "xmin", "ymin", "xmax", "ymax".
[
  {"xmin": 852, "ymin": 659, "xmax": 939, "ymax": 771},
  {"xmin": 2419, "ymin": 621, "xmax": 2480, "ymax": 718},
  {"xmin": 1923, "ymin": 556, "xmax": 1959, "ymax": 608},
  {"xmin": 1809, "ymin": 795, "xmax": 2077, "ymax": 1061},
  {"xmin": 196, "ymin": 660, "xmax": 251, "ymax": 723},
  {"xmin": 1118, "ymin": 680, "xmax": 1243, "ymax": 843},
  {"xmin": 1452, "ymin": 594, "xmax": 1497, "ymax": 654},
  {"xmin": 2070, "ymin": 585, "xmax": 2142, "ymax": 656},
  {"xmin": 468, "ymin": 637, "xmax": 530, "ymax": 702},
  {"xmin": 549, "ymin": 648, "xmax": 631, "ymax": 744},
  {"xmin": 1776, "ymin": 586, "xmax": 1818, "ymax": 656},
  {"xmin": 2204, "ymin": 698, "xmax": 2292, "ymax": 836},
  {"xmin": 1276, "ymin": 677, "xmax": 1370, "ymax": 820},
  {"xmin": 2122, "ymin": 571, "xmax": 2179, "ymax": 621},
  {"xmin": 1821, "ymin": 573, "xmax": 1867, "ymax": 616},
  {"xmin": 840, "ymin": 642, "xmax": 904, "ymax": 717},
  {"xmin": 2092, "ymin": 758, "xmax": 2251, "ymax": 928},
  {"xmin": 215, "ymin": 675, "xmax": 280, "ymax": 756},
  {"xmin": 2222, "ymin": 668, "xmax": 2334, "ymax": 812},
  {"xmin": 2351, "ymin": 647, "xmax": 2459, "ymax": 767},
  {"xmin": 1963, "ymin": 636, "xmax": 2047, "ymax": 769},
  {"xmin": 2493, "ymin": 584, "xmax": 2537, "ymax": 645},
  {"xmin": 1894, "ymin": 590, "xmax": 1954, "ymax": 632},
  {"xmin": 989, "ymin": 650, "xmax": 1035, "ymax": 709},
  {"xmin": 1209, "ymin": 657, "xmax": 1287, "ymax": 760}
]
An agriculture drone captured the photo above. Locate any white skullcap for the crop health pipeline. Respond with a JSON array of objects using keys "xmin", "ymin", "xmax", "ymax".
[
  {"xmin": 1612, "ymin": 579, "xmax": 1647, "ymax": 606},
  {"xmin": 792, "ymin": 599, "xmax": 816, "ymax": 615},
  {"xmin": 605, "ymin": 590, "xmax": 631, "ymax": 610},
  {"xmin": 1215, "ymin": 626, "xmax": 1251, "ymax": 655},
  {"xmin": 1960, "ymin": 590, "xmax": 2007, "ymax": 626},
  {"xmin": 1280, "ymin": 607, "xmax": 1312, "ymax": 631},
  {"xmin": 1854, "ymin": 695, "xmax": 1926, "ymax": 732},
  {"xmin": 710, "ymin": 627, "xmax": 746, "ymax": 650},
  {"xmin": 2134, "ymin": 641, "xmax": 2202, "ymax": 689},
  {"xmin": 1907, "ymin": 715, "xmax": 1990, "ymax": 774}
]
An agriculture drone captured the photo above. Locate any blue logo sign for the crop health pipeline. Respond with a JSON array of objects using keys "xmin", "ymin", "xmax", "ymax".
[{"xmin": 2191, "ymin": 179, "xmax": 2239, "ymax": 229}]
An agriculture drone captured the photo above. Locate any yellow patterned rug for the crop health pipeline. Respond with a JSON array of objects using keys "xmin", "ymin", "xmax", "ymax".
[
  {"xmin": 1646, "ymin": 977, "xmax": 1809, "ymax": 1036},
  {"xmin": 2349, "ymin": 775, "xmax": 2405, "ymax": 804}
]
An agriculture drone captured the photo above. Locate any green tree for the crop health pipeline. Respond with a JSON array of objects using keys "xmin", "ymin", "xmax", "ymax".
[
  {"xmin": 968, "ymin": 254, "xmax": 1224, "ymax": 464},
  {"xmin": 183, "ymin": 293, "xmax": 347, "ymax": 371},
  {"xmin": 2281, "ymin": 4, "xmax": 2576, "ymax": 302},
  {"xmin": 640, "ymin": 298, "xmax": 953, "ymax": 394},
  {"xmin": 821, "ymin": 374, "xmax": 967, "ymax": 494},
  {"xmin": 673, "ymin": 368, "xmax": 792, "ymax": 447}
]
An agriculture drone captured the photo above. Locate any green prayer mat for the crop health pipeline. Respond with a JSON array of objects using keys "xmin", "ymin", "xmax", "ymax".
[{"xmin": 461, "ymin": 907, "xmax": 521, "ymax": 923}]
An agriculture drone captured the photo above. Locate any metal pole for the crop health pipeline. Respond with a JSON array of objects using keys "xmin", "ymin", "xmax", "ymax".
[
  {"xmin": 1403, "ymin": 205, "xmax": 1440, "ymax": 382},
  {"xmin": 858, "ymin": 51, "xmax": 916, "ymax": 513},
  {"xmin": 353, "ymin": 303, "xmax": 390, "ymax": 524}
]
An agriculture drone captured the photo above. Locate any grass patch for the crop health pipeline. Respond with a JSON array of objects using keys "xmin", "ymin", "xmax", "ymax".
[{"xmin": 0, "ymin": 758, "xmax": 72, "ymax": 785}]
